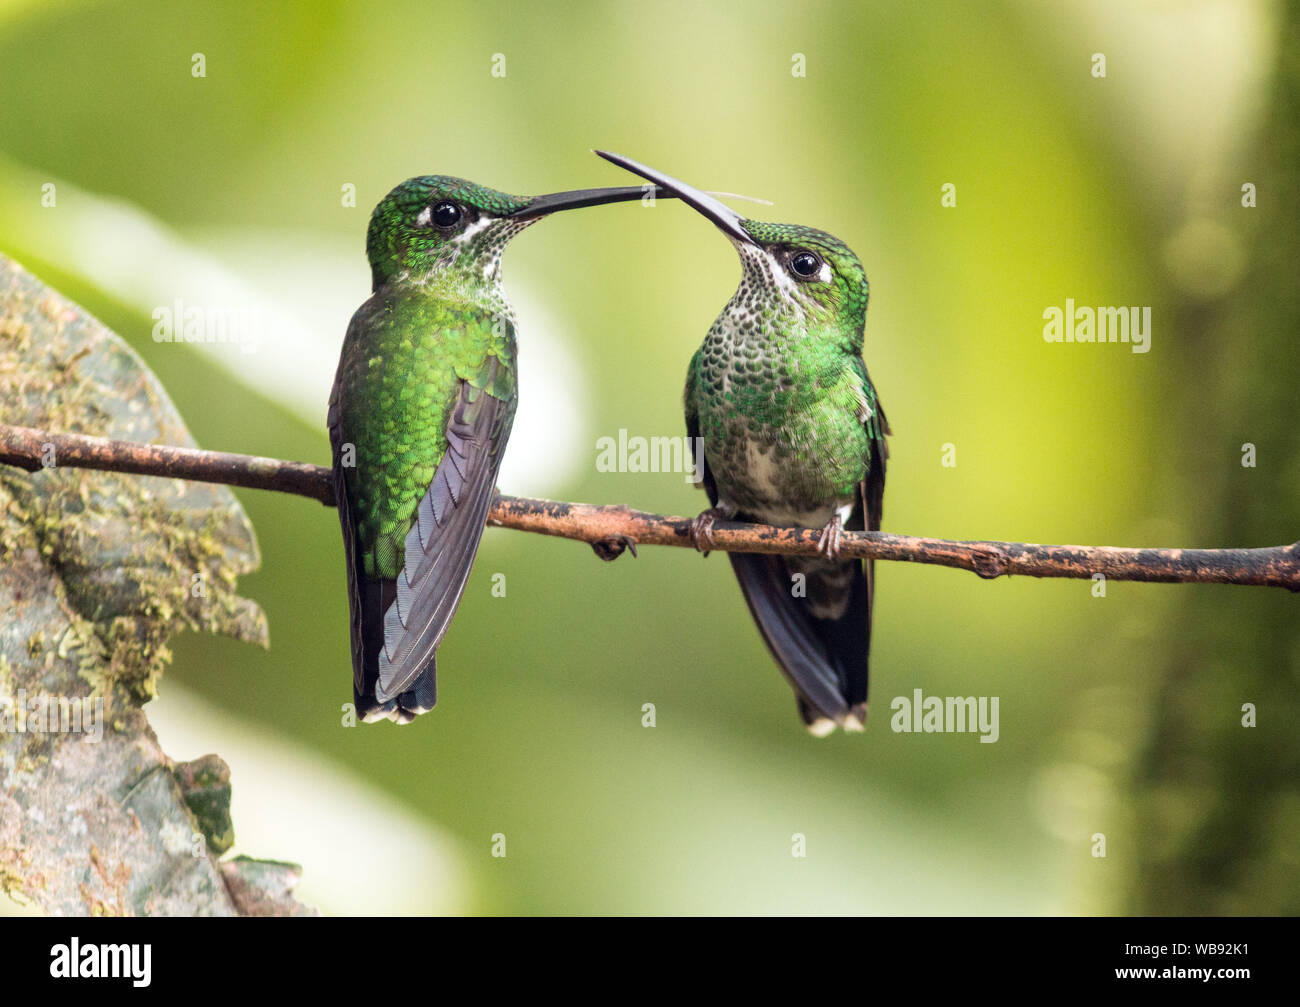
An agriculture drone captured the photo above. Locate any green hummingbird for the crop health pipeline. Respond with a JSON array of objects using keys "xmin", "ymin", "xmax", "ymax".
[
  {"xmin": 597, "ymin": 151, "xmax": 889, "ymax": 736},
  {"xmin": 329, "ymin": 174, "xmax": 666, "ymax": 723}
]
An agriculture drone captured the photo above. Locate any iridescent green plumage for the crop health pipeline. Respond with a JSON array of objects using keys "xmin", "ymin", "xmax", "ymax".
[
  {"xmin": 598, "ymin": 152, "xmax": 889, "ymax": 735},
  {"xmin": 330, "ymin": 173, "xmax": 659, "ymax": 723},
  {"xmin": 684, "ymin": 222, "xmax": 880, "ymax": 521},
  {"xmin": 336, "ymin": 256, "xmax": 519, "ymax": 580}
]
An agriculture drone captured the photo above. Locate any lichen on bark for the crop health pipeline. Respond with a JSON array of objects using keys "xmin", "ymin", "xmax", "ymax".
[{"xmin": 0, "ymin": 253, "xmax": 314, "ymax": 916}]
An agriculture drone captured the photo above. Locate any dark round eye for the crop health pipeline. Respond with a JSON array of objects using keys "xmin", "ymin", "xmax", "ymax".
[
  {"xmin": 790, "ymin": 251, "xmax": 822, "ymax": 278},
  {"xmin": 431, "ymin": 200, "xmax": 462, "ymax": 227}
]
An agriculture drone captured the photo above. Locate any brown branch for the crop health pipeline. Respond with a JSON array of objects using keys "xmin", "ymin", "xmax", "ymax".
[
  {"xmin": 3, "ymin": 423, "xmax": 1298, "ymax": 590},
  {"xmin": 0, "ymin": 423, "xmax": 335, "ymax": 506}
]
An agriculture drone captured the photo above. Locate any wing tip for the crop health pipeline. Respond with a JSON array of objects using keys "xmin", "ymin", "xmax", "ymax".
[
  {"xmin": 359, "ymin": 659, "xmax": 437, "ymax": 724},
  {"xmin": 358, "ymin": 689, "xmax": 437, "ymax": 725},
  {"xmin": 801, "ymin": 701, "xmax": 869, "ymax": 737}
]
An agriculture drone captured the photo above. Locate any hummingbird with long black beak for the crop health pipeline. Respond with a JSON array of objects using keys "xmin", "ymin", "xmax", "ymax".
[
  {"xmin": 596, "ymin": 151, "xmax": 889, "ymax": 736},
  {"xmin": 329, "ymin": 175, "xmax": 669, "ymax": 723}
]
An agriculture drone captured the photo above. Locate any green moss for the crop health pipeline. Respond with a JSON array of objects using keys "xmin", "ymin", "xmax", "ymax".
[
  {"xmin": 0, "ymin": 253, "xmax": 292, "ymax": 915},
  {"xmin": 173, "ymin": 755, "xmax": 236, "ymax": 855}
]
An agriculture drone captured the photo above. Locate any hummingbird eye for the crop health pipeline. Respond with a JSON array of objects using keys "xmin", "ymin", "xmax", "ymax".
[
  {"xmin": 430, "ymin": 200, "xmax": 463, "ymax": 228},
  {"xmin": 789, "ymin": 250, "xmax": 823, "ymax": 279}
]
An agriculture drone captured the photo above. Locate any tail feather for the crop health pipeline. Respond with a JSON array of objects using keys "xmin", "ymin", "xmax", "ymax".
[
  {"xmin": 353, "ymin": 565, "xmax": 437, "ymax": 725},
  {"xmin": 357, "ymin": 661, "xmax": 436, "ymax": 724},
  {"xmin": 729, "ymin": 550, "xmax": 870, "ymax": 733}
]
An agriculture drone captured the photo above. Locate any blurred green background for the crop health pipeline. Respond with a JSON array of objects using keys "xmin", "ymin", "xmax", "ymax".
[{"xmin": 1, "ymin": 0, "xmax": 1297, "ymax": 914}]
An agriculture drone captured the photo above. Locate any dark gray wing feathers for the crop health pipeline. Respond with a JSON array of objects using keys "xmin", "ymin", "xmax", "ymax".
[{"xmin": 375, "ymin": 369, "xmax": 511, "ymax": 702}]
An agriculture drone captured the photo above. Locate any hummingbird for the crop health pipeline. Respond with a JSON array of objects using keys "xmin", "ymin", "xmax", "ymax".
[
  {"xmin": 329, "ymin": 174, "xmax": 669, "ymax": 723},
  {"xmin": 596, "ymin": 151, "xmax": 889, "ymax": 736}
]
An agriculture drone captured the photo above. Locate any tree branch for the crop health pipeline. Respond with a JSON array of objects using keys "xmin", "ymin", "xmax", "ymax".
[{"xmin": 3, "ymin": 423, "xmax": 1297, "ymax": 590}]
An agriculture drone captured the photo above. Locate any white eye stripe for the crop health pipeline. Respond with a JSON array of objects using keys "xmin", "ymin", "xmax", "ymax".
[{"xmin": 454, "ymin": 216, "xmax": 492, "ymax": 244}]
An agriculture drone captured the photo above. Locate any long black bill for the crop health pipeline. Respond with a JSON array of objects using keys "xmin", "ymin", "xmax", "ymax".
[
  {"xmin": 594, "ymin": 150, "xmax": 758, "ymax": 246},
  {"xmin": 512, "ymin": 185, "xmax": 669, "ymax": 218}
]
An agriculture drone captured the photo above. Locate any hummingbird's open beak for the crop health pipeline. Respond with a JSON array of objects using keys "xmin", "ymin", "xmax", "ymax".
[
  {"xmin": 511, "ymin": 185, "xmax": 664, "ymax": 218},
  {"xmin": 593, "ymin": 150, "xmax": 759, "ymax": 246}
]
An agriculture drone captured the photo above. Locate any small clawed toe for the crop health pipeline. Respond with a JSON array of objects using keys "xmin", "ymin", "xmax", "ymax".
[
  {"xmin": 816, "ymin": 514, "xmax": 844, "ymax": 561},
  {"xmin": 689, "ymin": 510, "xmax": 721, "ymax": 555}
]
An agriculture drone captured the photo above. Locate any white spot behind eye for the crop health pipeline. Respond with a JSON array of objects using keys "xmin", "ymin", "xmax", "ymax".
[
  {"xmin": 818, "ymin": 262, "xmax": 832, "ymax": 283},
  {"xmin": 415, "ymin": 206, "xmax": 432, "ymax": 227},
  {"xmin": 455, "ymin": 216, "xmax": 492, "ymax": 245}
]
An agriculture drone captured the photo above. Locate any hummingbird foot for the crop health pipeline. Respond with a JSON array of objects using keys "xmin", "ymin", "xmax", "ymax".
[
  {"xmin": 688, "ymin": 507, "xmax": 731, "ymax": 556},
  {"xmin": 591, "ymin": 535, "xmax": 638, "ymax": 562},
  {"xmin": 816, "ymin": 513, "xmax": 845, "ymax": 561}
]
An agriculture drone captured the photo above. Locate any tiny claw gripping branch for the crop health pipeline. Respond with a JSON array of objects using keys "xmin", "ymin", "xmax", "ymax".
[
  {"xmin": 689, "ymin": 510, "xmax": 719, "ymax": 554},
  {"xmin": 816, "ymin": 513, "xmax": 845, "ymax": 561}
]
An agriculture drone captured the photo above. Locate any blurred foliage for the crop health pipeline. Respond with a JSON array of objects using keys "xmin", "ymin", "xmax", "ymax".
[
  {"xmin": 1126, "ymin": 1, "xmax": 1300, "ymax": 915},
  {"xmin": 0, "ymin": 0, "xmax": 1295, "ymax": 914}
]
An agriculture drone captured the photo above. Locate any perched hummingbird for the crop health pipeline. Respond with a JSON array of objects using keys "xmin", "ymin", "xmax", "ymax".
[
  {"xmin": 329, "ymin": 175, "xmax": 666, "ymax": 723},
  {"xmin": 597, "ymin": 151, "xmax": 889, "ymax": 736}
]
